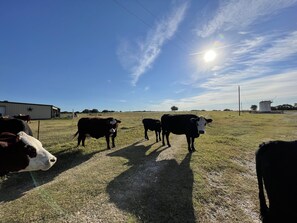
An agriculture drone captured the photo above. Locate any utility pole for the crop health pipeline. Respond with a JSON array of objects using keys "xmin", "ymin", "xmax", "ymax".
[{"xmin": 238, "ymin": 85, "xmax": 241, "ymax": 116}]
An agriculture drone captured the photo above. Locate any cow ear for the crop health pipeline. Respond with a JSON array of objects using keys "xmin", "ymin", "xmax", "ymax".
[
  {"xmin": 25, "ymin": 145, "xmax": 37, "ymax": 158},
  {"xmin": 17, "ymin": 131, "xmax": 25, "ymax": 139},
  {"xmin": 206, "ymin": 118, "xmax": 213, "ymax": 123},
  {"xmin": 190, "ymin": 118, "xmax": 199, "ymax": 123},
  {"xmin": 116, "ymin": 119, "xmax": 121, "ymax": 123}
]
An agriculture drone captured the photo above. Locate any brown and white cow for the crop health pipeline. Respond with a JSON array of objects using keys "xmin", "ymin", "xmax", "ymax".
[{"xmin": 0, "ymin": 131, "xmax": 57, "ymax": 176}]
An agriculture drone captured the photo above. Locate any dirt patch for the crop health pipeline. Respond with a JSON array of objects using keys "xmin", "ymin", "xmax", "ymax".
[
  {"xmin": 202, "ymin": 168, "xmax": 260, "ymax": 222},
  {"xmin": 60, "ymin": 135, "xmax": 193, "ymax": 223}
]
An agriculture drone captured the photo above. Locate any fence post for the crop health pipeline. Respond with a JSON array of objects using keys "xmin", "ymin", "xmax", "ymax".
[{"xmin": 37, "ymin": 120, "xmax": 40, "ymax": 140}]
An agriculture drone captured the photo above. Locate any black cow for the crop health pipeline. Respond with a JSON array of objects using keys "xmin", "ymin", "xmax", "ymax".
[
  {"xmin": 0, "ymin": 131, "xmax": 57, "ymax": 176},
  {"xmin": 74, "ymin": 117, "xmax": 121, "ymax": 149},
  {"xmin": 142, "ymin": 118, "xmax": 162, "ymax": 142},
  {"xmin": 13, "ymin": 114, "xmax": 31, "ymax": 123},
  {"xmin": 256, "ymin": 140, "xmax": 297, "ymax": 222},
  {"xmin": 161, "ymin": 114, "xmax": 212, "ymax": 153},
  {"xmin": 0, "ymin": 118, "xmax": 33, "ymax": 136}
]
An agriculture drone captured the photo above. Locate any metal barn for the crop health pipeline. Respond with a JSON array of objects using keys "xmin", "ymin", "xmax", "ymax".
[{"xmin": 0, "ymin": 101, "xmax": 60, "ymax": 120}]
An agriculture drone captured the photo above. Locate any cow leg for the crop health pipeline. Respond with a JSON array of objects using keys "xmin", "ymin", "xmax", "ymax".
[
  {"xmin": 155, "ymin": 131, "xmax": 158, "ymax": 142},
  {"xmin": 186, "ymin": 135, "xmax": 192, "ymax": 152},
  {"xmin": 144, "ymin": 128, "xmax": 149, "ymax": 140},
  {"xmin": 81, "ymin": 135, "xmax": 86, "ymax": 147},
  {"xmin": 77, "ymin": 135, "xmax": 81, "ymax": 147},
  {"xmin": 191, "ymin": 138, "xmax": 196, "ymax": 152},
  {"xmin": 77, "ymin": 134, "xmax": 85, "ymax": 147},
  {"xmin": 158, "ymin": 131, "xmax": 161, "ymax": 142},
  {"xmin": 166, "ymin": 132, "xmax": 171, "ymax": 147},
  {"xmin": 162, "ymin": 131, "xmax": 166, "ymax": 146},
  {"xmin": 111, "ymin": 135, "xmax": 116, "ymax": 148},
  {"xmin": 105, "ymin": 135, "xmax": 111, "ymax": 149}
]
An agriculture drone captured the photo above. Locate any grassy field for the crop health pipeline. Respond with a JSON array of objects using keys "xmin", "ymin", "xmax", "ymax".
[{"xmin": 1, "ymin": 111, "xmax": 297, "ymax": 222}]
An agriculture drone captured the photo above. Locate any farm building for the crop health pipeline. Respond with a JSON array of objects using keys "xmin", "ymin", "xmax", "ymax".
[
  {"xmin": 259, "ymin": 100, "xmax": 272, "ymax": 112},
  {"xmin": 0, "ymin": 101, "xmax": 60, "ymax": 120}
]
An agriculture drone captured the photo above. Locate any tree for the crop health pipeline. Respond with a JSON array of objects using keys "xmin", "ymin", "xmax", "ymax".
[
  {"xmin": 171, "ymin": 106, "xmax": 178, "ymax": 111},
  {"xmin": 251, "ymin": 105, "xmax": 257, "ymax": 111},
  {"xmin": 82, "ymin": 109, "xmax": 90, "ymax": 113}
]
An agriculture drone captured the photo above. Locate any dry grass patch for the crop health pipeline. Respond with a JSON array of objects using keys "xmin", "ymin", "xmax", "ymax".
[{"xmin": 1, "ymin": 111, "xmax": 297, "ymax": 222}]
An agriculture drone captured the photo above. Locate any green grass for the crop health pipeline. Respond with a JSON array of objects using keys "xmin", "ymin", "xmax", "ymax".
[{"xmin": 1, "ymin": 111, "xmax": 297, "ymax": 222}]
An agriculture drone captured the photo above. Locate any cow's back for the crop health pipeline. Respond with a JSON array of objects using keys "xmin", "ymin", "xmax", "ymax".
[
  {"xmin": 0, "ymin": 118, "xmax": 33, "ymax": 136},
  {"xmin": 161, "ymin": 114, "xmax": 197, "ymax": 135},
  {"xmin": 143, "ymin": 118, "xmax": 161, "ymax": 130},
  {"xmin": 256, "ymin": 140, "xmax": 297, "ymax": 221},
  {"xmin": 77, "ymin": 118, "xmax": 109, "ymax": 138}
]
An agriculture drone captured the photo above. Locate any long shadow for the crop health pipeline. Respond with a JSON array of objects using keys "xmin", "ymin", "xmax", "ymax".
[
  {"xmin": 106, "ymin": 143, "xmax": 195, "ymax": 222},
  {"xmin": 0, "ymin": 145, "xmax": 105, "ymax": 202}
]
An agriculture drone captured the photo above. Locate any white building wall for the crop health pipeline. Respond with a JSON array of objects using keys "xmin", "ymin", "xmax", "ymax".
[
  {"xmin": 259, "ymin": 101, "xmax": 272, "ymax": 112},
  {"xmin": 0, "ymin": 102, "xmax": 55, "ymax": 119}
]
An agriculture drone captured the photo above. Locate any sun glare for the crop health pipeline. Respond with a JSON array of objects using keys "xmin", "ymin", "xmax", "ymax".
[{"xmin": 203, "ymin": 50, "xmax": 217, "ymax": 62}]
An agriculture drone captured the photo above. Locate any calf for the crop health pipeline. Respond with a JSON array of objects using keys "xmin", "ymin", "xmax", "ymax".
[
  {"xmin": 0, "ymin": 131, "xmax": 57, "ymax": 176},
  {"xmin": 74, "ymin": 117, "xmax": 121, "ymax": 149},
  {"xmin": 256, "ymin": 140, "xmax": 297, "ymax": 222},
  {"xmin": 142, "ymin": 118, "xmax": 162, "ymax": 142},
  {"xmin": 0, "ymin": 117, "xmax": 33, "ymax": 136},
  {"xmin": 161, "ymin": 114, "xmax": 212, "ymax": 153}
]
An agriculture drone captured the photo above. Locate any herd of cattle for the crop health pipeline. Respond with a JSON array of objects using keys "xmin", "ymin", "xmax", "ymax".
[{"xmin": 0, "ymin": 114, "xmax": 296, "ymax": 222}]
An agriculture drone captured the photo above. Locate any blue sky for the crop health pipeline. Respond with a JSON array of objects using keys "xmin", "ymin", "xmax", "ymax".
[{"xmin": 1, "ymin": 0, "xmax": 297, "ymax": 112}]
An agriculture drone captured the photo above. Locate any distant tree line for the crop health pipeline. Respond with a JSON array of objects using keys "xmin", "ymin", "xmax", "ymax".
[
  {"xmin": 250, "ymin": 104, "xmax": 297, "ymax": 111},
  {"xmin": 271, "ymin": 104, "xmax": 297, "ymax": 110},
  {"xmin": 81, "ymin": 109, "xmax": 115, "ymax": 113},
  {"xmin": 61, "ymin": 109, "xmax": 116, "ymax": 113}
]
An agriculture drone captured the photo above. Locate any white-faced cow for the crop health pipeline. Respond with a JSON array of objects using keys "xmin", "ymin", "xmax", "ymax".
[
  {"xmin": 256, "ymin": 140, "xmax": 297, "ymax": 222},
  {"xmin": 0, "ymin": 131, "xmax": 57, "ymax": 176},
  {"xmin": 142, "ymin": 118, "xmax": 162, "ymax": 142},
  {"xmin": 161, "ymin": 114, "xmax": 212, "ymax": 153},
  {"xmin": 0, "ymin": 118, "xmax": 33, "ymax": 136},
  {"xmin": 74, "ymin": 117, "xmax": 121, "ymax": 149}
]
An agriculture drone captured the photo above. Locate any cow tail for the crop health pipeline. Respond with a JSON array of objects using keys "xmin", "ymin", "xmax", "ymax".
[
  {"xmin": 256, "ymin": 145, "xmax": 268, "ymax": 221},
  {"xmin": 73, "ymin": 131, "xmax": 79, "ymax": 139}
]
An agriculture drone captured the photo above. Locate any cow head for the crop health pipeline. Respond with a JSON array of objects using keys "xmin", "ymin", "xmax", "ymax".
[
  {"xmin": 191, "ymin": 117, "xmax": 212, "ymax": 134},
  {"xmin": 17, "ymin": 131, "xmax": 57, "ymax": 172},
  {"xmin": 108, "ymin": 119, "xmax": 121, "ymax": 135}
]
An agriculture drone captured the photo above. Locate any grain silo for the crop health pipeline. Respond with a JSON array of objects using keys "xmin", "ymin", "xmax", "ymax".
[{"xmin": 259, "ymin": 101, "xmax": 272, "ymax": 112}]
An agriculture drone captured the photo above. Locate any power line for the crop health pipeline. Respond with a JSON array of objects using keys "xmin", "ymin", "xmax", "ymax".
[
  {"xmin": 113, "ymin": 0, "xmax": 192, "ymax": 53},
  {"xmin": 112, "ymin": 0, "xmax": 153, "ymax": 28},
  {"xmin": 135, "ymin": 0, "xmax": 193, "ymax": 52}
]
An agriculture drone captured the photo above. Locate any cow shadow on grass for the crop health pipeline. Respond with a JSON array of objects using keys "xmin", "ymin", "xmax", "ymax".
[
  {"xmin": 0, "ymin": 145, "xmax": 105, "ymax": 202},
  {"xmin": 106, "ymin": 143, "xmax": 195, "ymax": 222}
]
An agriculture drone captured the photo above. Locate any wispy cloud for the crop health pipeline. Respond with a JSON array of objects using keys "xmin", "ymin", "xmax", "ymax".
[
  {"xmin": 149, "ymin": 70, "xmax": 297, "ymax": 111},
  {"xmin": 118, "ymin": 1, "xmax": 188, "ymax": 85},
  {"xmin": 197, "ymin": 0, "xmax": 297, "ymax": 37},
  {"xmin": 150, "ymin": 28, "xmax": 297, "ymax": 111},
  {"xmin": 251, "ymin": 31, "xmax": 297, "ymax": 63}
]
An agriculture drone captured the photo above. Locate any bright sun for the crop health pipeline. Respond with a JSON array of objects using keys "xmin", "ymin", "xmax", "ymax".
[{"xmin": 203, "ymin": 50, "xmax": 217, "ymax": 62}]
